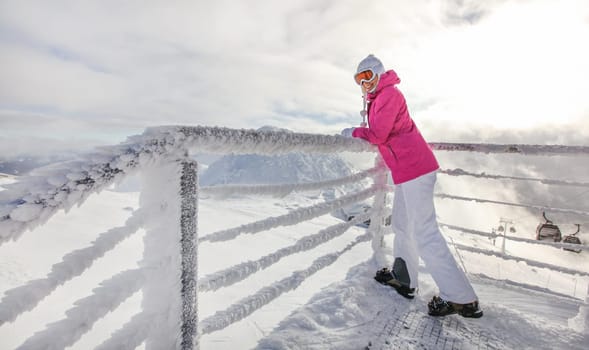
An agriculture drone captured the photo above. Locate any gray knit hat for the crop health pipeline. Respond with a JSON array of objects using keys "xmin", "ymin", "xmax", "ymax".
[{"xmin": 356, "ymin": 54, "xmax": 385, "ymax": 76}]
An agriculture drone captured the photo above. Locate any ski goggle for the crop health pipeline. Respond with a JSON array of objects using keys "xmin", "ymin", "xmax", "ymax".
[{"xmin": 354, "ymin": 69, "xmax": 376, "ymax": 85}]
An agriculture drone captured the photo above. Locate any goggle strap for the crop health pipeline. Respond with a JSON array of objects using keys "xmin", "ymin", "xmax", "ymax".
[
  {"xmin": 354, "ymin": 69, "xmax": 375, "ymax": 85},
  {"xmin": 362, "ymin": 92, "xmax": 367, "ymax": 124}
]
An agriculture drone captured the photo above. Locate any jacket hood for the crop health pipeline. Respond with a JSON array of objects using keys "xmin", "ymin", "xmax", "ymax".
[{"xmin": 368, "ymin": 70, "xmax": 400, "ymax": 99}]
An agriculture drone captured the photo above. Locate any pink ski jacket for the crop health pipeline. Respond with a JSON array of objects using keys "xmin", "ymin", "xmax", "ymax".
[{"xmin": 352, "ymin": 70, "xmax": 439, "ymax": 184}]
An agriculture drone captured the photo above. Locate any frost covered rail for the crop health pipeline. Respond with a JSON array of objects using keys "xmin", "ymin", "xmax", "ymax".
[
  {"xmin": 200, "ymin": 186, "xmax": 379, "ymax": 243},
  {"xmin": 199, "ymin": 212, "xmax": 372, "ymax": 292},
  {"xmin": 430, "ymin": 142, "xmax": 589, "ymax": 156},
  {"xmin": 452, "ymin": 243, "xmax": 589, "ymax": 278},
  {"xmin": 2, "ymin": 126, "xmax": 586, "ymax": 244},
  {"xmin": 439, "ymin": 168, "xmax": 589, "ymax": 188},
  {"xmin": 0, "ymin": 125, "xmax": 375, "ymax": 244},
  {"xmin": 0, "ymin": 210, "xmax": 144, "ymax": 326},
  {"xmin": 200, "ymin": 232, "xmax": 372, "ymax": 335},
  {"xmin": 201, "ymin": 166, "xmax": 381, "ymax": 197},
  {"xmin": 0, "ymin": 125, "xmax": 387, "ymax": 350},
  {"xmin": 17, "ymin": 269, "xmax": 145, "ymax": 350},
  {"xmin": 94, "ymin": 312, "xmax": 154, "ymax": 350},
  {"xmin": 435, "ymin": 193, "xmax": 589, "ymax": 217}
]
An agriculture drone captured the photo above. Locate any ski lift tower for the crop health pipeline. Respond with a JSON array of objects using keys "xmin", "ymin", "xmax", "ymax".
[{"xmin": 497, "ymin": 218, "xmax": 516, "ymax": 254}]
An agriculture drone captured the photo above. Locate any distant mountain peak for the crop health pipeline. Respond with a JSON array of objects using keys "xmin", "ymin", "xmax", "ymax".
[
  {"xmin": 256, "ymin": 126, "xmax": 293, "ymax": 133},
  {"xmin": 200, "ymin": 152, "xmax": 352, "ymax": 186}
]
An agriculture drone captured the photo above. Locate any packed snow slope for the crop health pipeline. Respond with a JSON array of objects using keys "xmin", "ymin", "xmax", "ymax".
[{"xmin": 256, "ymin": 255, "xmax": 588, "ymax": 350}]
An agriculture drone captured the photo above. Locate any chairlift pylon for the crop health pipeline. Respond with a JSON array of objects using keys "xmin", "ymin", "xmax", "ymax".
[
  {"xmin": 535, "ymin": 211, "xmax": 562, "ymax": 242},
  {"xmin": 562, "ymin": 224, "xmax": 582, "ymax": 253}
]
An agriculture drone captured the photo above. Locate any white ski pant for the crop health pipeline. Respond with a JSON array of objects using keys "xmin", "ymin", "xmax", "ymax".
[{"xmin": 392, "ymin": 170, "xmax": 478, "ymax": 304}]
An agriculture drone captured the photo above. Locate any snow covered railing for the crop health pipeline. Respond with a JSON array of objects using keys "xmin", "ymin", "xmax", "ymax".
[
  {"xmin": 439, "ymin": 168, "xmax": 589, "ymax": 188},
  {"xmin": 17, "ymin": 269, "xmax": 146, "ymax": 350},
  {"xmin": 0, "ymin": 210, "xmax": 144, "ymax": 325},
  {"xmin": 200, "ymin": 186, "xmax": 378, "ymax": 243},
  {"xmin": 0, "ymin": 126, "xmax": 376, "ymax": 244},
  {"xmin": 199, "ymin": 213, "xmax": 373, "ymax": 292},
  {"xmin": 430, "ymin": 142, "xmax": 589, "ymax": 155},
  {"xmin": 200, "ymin": 231, "xmax": 373, "ymax": 335},
  {"xmin": 3, "ymin": 125, "xmax": 588, "ymax": 245},
  {"xmin": 436, "ymin": 193, "xmax": 589, "ymax": 217},
  {"xmin": 451, "ymin": 242, "xmax": 589, "ymax": 278},
  {"xmin": 1, "ymin": 125, "xmax": 589, "ymax": 349},
  {"xmin": 0, "ymin": 126, "xmax": 388, "ymax": 350},
  {"xmin": 200, "ymin": 166, "xmax": 381, "ymax": 197}
]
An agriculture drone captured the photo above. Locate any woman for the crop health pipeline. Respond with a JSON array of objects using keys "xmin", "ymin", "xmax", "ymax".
[{"xmin": 349, "ymin": 54, "xmax": 482, "ymax": 318}]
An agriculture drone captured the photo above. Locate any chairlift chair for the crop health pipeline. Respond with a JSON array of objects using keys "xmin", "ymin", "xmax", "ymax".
[
  {"xmin": 497, "ymin": 226, "xmax": 516, "ymax": 233},
  {"xmin": 536, "ymin": 212, "xmax": 562, "ymax": 242},
  {"xmin": 562, "ymin": 224, "xmax": 582, "ymax": 253}
]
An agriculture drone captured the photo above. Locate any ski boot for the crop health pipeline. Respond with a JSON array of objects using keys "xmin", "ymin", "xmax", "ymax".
[
  {"xmin": 374, "ymin": 267, "xmax": 416, "ymax": 299},
  {"xmin": 427, "ymin": 295, "xmax": 483, "ymax": 318}
]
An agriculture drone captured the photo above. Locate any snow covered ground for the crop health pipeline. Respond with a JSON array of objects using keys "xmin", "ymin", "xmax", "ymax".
[
  {"xmin": 257, "ymin": 258, "xmax": 588, "ymax": 349},
  {"xmin": 0, "ymin": 169, "xmax": 588, "ymax": 349}
]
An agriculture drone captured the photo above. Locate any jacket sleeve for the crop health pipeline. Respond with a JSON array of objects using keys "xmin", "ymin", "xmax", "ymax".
[{"xmin": 352, "ymin": 88, "xmax": 402, "ymax": 145}]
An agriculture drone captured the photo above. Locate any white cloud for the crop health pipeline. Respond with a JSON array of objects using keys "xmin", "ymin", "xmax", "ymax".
[
  {"xmin": 0, "ymin": 0, "xmax": 588, "ymax": 156},
  {"xmin": 402, "ymin": 0, "xmax": 589, "ymax": 129},
  {"xmin": 0, "ymin": 43, "xmax": 128, "ymax": 111}
]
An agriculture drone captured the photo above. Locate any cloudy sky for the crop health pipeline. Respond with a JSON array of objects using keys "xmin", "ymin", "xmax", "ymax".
[{"xmin": 1, "ymin": 0, "xmax": 589, "ymax": 156}]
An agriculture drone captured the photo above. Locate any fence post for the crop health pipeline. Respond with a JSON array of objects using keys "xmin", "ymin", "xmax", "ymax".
[
  {"xmin": 369, "ymin": 155, "xmax": 390, "ymax": 267},
  {"xmin": 139, "ymin": 156, "xmax": 199, "ymax": 349},
  {"xmin": 180, "ymin": 159, "xmax": 199, "ymax": 350}
]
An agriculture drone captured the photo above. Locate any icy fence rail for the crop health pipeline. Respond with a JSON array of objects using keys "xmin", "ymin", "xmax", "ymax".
[
  {"xmin": 0, "ymin": 126, "xmax": 375, "ymax": 243},
  {"xmin": 1, "ymin": 125, "xmax": 589, "ymax": 349},
  {"xmin": 0, "ymin": 126, "xmax": 388, "ymax": 350}
]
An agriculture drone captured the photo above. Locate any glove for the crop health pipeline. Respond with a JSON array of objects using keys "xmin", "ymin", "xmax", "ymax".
[{"xmin": 340, "ymin": 127, "xmax": 355, "ymax": 138}]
